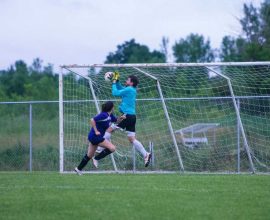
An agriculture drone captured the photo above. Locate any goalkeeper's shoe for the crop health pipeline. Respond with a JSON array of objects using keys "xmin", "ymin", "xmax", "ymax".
[
  {"xmin": 74, "ymin": 167, "xmax": 83, "ymax": 176},
  {"xmin": 144, "ymin": 152, "xmax": 152, "ymax": 167},
  {"xmin": 92, "ymin": 158, "xmax": 99, "ymax": 168}
]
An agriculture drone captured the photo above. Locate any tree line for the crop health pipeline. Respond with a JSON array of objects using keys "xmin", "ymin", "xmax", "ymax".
[{"xmin": 0, "ymin": 1, "xmax": 269, "ymax": 102}]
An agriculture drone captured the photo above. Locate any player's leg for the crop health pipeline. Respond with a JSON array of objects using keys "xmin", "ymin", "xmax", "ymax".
[
  {"xmin": 125, "ymin": 115, "xmax": 152, "ymax": 167},
  {"xmin": 96, "ymin": 128, "xmax": 113, "ymax": 152},
  {"xmin": 94, "ymin": 139, "xmax": 116, "ymax": 161},
  {"xmin": 105, "ymin": 126, "xmax": 114, "ymax": 140},
  {"xmin": 128, "ymin": 134, "xmax": 151, "ymax": 167},
  {"xmin": 94, "ymin": 132, "xmax": 111, "ymax": 167},
  {"xmin": 75, "ymin": 143, "xmax": 97, "ymax": 175},
  {"xmin": 93, "ymin": 127, "xmax": 115, "ymax": 168}
]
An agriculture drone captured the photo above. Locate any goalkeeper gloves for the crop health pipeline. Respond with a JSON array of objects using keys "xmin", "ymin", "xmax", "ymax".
[{"xmin": 112, "ymin": 71, "xmax": 120, "ymax": 81}]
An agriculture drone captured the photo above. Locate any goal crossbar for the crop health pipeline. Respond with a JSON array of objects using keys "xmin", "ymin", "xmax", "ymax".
[{"xmin": 61, "ymin": 61, "xmax": 270, "ymax": 68}]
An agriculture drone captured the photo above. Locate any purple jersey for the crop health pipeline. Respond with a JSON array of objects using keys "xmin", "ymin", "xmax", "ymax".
[{"xmin": 88, "ymin": 112, "xmax": 117, "ymax": 144}]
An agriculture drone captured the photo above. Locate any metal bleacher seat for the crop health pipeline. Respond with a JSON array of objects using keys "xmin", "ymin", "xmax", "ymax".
[{"xmin": 174, "ymin": 123, "xmax": 219, "ymax": 148}]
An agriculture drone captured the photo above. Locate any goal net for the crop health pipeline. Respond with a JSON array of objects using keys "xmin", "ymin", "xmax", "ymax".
[{"xmin": 59, "ymin": 62, "xmax": 270, "ymax": 173}]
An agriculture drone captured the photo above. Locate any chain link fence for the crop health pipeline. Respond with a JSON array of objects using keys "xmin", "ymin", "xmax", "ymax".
[
  {"xmin": 0, "ymin": 97, "xmax": 269, "ymax": 172},
  {"xmin": 0, "ymin": 101, "xmax": 59, "ymax": 171}
]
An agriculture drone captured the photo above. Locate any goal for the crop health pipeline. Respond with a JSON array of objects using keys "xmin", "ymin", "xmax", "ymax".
[{"xmin": 59, "ymin": 62, "xmax": 270, "ymax": 173}]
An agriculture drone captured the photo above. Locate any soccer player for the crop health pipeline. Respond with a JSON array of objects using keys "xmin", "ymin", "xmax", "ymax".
[
  {"xmin": 94, "ymin": 72, "xmax": 152, "ymax": 168},
  {"xmin": 74, "ymin": 101, "xmax": 125, "ymax": 175}
]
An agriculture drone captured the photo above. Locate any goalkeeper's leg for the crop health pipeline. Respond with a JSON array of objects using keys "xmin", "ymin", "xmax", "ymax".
[
  {"xmin": 117, "ymin": 114, "xmax": 152, "ymax": 167},
  {"xmin": 128, "ymin": 133, "xmax": 152, "ymax": 167}
]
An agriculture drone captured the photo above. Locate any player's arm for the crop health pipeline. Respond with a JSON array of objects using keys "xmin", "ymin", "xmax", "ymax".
[
  {"xmin": 112, "ymin": 84, "xmax": 130, "ymax": 97},
  {"xmin": 116, "ymin": 81, "xmax": 125, "ymax": 90},
  {"xmin": 90, "ymin": 118, "xmax": 100, "ymax": 135},
  {"xmin": 90, "ymin": 113, "xmax": 106, "ymax": 135},
  {"xmin": 116, "ymin": 114, "xmax": 126, "ymax": 124},
  {"xmin": 111, "ymin": 113, "xmax": 126, "ymax": 124},
  {"xmin": 110, "ymin": 114, "xmax": 118, "ymax": 123}
]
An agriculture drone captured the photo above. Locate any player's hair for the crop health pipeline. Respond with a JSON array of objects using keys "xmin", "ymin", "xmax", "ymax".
[
  {"xmin": 128, "ymin": 75, "xmax": 139, "ymax": 87},
  {"xmin": 101, "ymin": 101, "xmax": 114, "ymax": 112}
]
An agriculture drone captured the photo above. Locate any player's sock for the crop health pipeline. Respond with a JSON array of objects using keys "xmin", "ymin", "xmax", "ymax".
[
  {"xmin": 77, "ymin": 154, "xmax": 90, "ymax": 170},
  {"xmin": 94, "ymin": 149, "xmax": 112, "ymax": 160},
  {"xmin": 133, "ymin": 139, "xmax": 147, "ymax": 158}
]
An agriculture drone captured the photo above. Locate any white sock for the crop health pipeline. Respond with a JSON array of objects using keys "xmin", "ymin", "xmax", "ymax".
[
  {"xmin": 96, "ymin": 132, "xmax": 111, "ymax": 153},
  {"xmin": 133, "ymin": 139, "xmax": 147, "ymax": 158}
]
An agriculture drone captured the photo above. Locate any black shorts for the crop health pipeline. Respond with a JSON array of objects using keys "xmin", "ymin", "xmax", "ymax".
[{"xmin": 117, "ymin": 114, "xmax": 136, "ymax": 132}]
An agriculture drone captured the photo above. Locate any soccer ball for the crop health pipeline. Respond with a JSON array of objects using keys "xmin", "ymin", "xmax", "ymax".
[{"xmin": 104, "ymin": 72, "xmax": 113, "ymax": 81}]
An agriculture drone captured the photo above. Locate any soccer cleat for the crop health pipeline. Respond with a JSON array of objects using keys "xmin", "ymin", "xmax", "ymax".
[
  {"xmin": 74, "ymin": 167, "xmax": 83, "ymax": 175},
  {"xmin": 144, "ymin": 153, "xmax": 152, "ymax": 167},
  {"xmin": 92, "ymin": 158, "xmax": 99, "ymax": 168}
]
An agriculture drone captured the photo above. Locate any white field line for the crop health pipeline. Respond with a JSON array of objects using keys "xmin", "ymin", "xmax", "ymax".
[{"xmin": 0, "ymin": 184, "xmax": 250, "ymax": 194}]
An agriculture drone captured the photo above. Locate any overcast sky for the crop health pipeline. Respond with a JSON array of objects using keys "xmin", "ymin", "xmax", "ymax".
[{"xmin": 0, "ymin": 0, "xmax": 264, "ymax": 70}]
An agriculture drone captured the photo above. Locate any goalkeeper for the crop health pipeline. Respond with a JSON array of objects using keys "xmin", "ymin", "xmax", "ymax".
[{"xmin": 94, "ymin": 72, "xmax": 152, "ymax": 167}]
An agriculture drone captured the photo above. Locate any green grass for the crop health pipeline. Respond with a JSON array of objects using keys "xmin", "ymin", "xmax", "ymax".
[{"xmin": 0, "ymin": 173, "xmax": 270, "ymax": 220}]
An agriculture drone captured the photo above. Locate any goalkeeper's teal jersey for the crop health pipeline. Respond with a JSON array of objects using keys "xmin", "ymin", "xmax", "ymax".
[{"xmin": 112, "ymin": 82, "xmax": 136, "ymax": 115}]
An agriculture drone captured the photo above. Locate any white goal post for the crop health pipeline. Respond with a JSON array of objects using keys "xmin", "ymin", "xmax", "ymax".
[{"xmin": 59, "ymin": 62, "xmax": 270, "ymax": 174}]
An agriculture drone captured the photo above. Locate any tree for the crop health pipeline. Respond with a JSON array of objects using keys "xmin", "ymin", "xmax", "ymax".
[
  {"xmin": 43, "ymin": 63, "xmax": 54, "ymax": 76},
  {"xmin": 171, "ymin": 34, "xmax": 213, "ymax": 96},
  {"xmin": 105, "ymin": 39, "xmax": 166, "ymax": 63},
  {"xmin": 220, "ymin": 1, "xmax": 270, "ymax": 61},
  {"xmin": 160, "ymin": 36, "xmax": 170, "ymax": 62},
  {"xmin": 0, "ymin": 59, "xmax": 58, "ymax": 101},
  {"xmin": 260, "ymin": 0, "xmax": 270, "ymax": 45},
  {"xmin": 172, "ymin": 33, "xmax": 215, "ymax": 63},
  {"xmin": 240, "ymin": 3, "xmax": 261, "ymax": 43},
  {"xmin": 220, "ymin": 36, "xmax": 246, "ymax": 62},
  {"xmin": 31, "ymin": 58, "xmax": 43, "ymax": 73},
  {"xmin": 259, "ymin": 0, "xmax": 270, "ymax": 59},
  {"xmin": 9, "ymin": 60, "xmax": 29, "ymax": 97}
]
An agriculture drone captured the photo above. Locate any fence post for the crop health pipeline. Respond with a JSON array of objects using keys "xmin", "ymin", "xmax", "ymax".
[
  {"xmin": 133, "ymin": 146, "xmax": 136, "ymax": 173},
  {"xmin": 29, "ymin": 104, "xmax": 32, "ymax": 172},
  {"xmin": 149, "ymin": 141, "xmax": 154, "ymax": 168},
  {"xmin": 237, "ymin": 99, "xmax": 241, "ymax": 173},
  {"xmin": 59, "ymin": 67, "xmax": 64, "ymax": 173}
]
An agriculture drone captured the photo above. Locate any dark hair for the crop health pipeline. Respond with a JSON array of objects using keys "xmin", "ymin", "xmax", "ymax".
[
  {"xmin": 101, "ymin": 101, "xmax": 114, "ymax": 112},
  {"xmin": 128, "ymin": 75, "xmax": 139, "ymax": 87}
]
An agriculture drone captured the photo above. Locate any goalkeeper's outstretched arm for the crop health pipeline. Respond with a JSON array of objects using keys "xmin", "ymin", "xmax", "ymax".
[
  {"xmin": 112, "ymin": 84, "xmax": 131, "ymax": 97},
  {"xmin": 116, "ymin": 81, "xmax": 125, "ymax": 90},
  {"xmin": 111, "ymin": 71, "xmax": 124, "ymax": 89},
  {"xmin": 112, "ymin": 71, "xmax": 124, "ymax": 89}
]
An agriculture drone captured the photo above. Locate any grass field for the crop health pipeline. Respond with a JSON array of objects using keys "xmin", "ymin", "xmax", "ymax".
[{"xmin": 0, "ymin": 173, "xmax": 270, "ymax": 220}]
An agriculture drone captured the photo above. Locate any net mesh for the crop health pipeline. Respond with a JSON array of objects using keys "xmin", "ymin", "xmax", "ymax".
[{"xmin": 61, "ymin": 63, "xmax": 270, "ymax": 173}]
